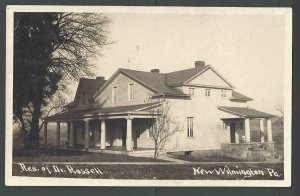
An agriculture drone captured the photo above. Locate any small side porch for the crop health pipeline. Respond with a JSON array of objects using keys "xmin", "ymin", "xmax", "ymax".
[{"xmin": 218, "ymin": 106, "xmax": 277, "ymax": 160}]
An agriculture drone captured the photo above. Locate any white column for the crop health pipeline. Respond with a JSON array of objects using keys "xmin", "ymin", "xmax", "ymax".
[
  {"xmin": 267, "ymin": 119, "xmax": 273, "ymax": 142},
  {"xmin": 69, "ymin": 121, "xmax": 74, "ymax": 148},
  {"xmin": 67, "ymin": 122, "xmax": 70, "ymax": 146},
  {"xmin": 100, "ymin": 120, "xmax": 106, "ymax": 150},
  {"xmin": 43, "ymin": 122, "xmax": 47, "ymax": 145},
  {"xmin": 56, "ymin": 122, "xmax": 60, "ymax": 146},
  {"xmin": 259, "ymin": 119, "xmax": 265, "ymax": 142},
  {"xmin": 84, "ymin": 119, "xmax": 90, "ymax": 149},
  {"xmin": 126, "ymin": 117, "xmax": 133, "ymax": 151},
  {"xmin": 244, "ymin": 118, "xmax": 250, "ymax": 143}
]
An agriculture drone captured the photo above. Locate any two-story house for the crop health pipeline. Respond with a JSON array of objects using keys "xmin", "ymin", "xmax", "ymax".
[{"xmin": 45, "ymin": 61, "xmax": 276, "ymax": 157}]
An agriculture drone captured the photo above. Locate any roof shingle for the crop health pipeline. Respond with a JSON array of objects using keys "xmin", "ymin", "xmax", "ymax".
[{"xmin": 218, "ymin": 106, "xmax": 275, "ymax": 118}]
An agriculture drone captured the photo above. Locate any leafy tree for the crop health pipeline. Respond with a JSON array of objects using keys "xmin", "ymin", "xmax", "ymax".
[{"xmin": 13, "ymin": 12, "xmax": 111, "ymax": 148}]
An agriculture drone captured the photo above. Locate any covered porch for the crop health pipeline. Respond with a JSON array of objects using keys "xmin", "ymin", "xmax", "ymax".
[
  {"xmin": 43, "ymin": 103, "xmax": 160, "ymax": 154},
  {"xmin": 218, "ymin": 106, "xmax": 277, "ymax": 160}
]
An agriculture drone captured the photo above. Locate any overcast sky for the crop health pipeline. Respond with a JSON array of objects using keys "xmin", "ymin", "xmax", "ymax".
[{"xmin": 76, "ymin": 10, "xmax": 287, "ymax": 115}]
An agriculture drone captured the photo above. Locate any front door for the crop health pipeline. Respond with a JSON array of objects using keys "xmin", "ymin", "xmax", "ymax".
[
  {"xmin": 230, "ymin": 122, "xmax": 236, "ymax": 143},
  {"xmin": 121, "ymin": 126, "xmax": 126, "ymax": 147}
]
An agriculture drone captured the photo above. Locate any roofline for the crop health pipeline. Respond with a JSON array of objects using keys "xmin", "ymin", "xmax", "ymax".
[
  {"xmin": 217, "ymin": 106, "xmax": 246, "ymax": 118},
  {"xmin": 183, "ymin": 65, "xmax": 235, "ymax": 88},
  {"xmin": 171, "ymin": 83, "xmax": 233, "ymax": 90},
  {"xmin": 229, "ymin": 97, "xmax": 253, "ymax": 101},
  {"xmin": 93, "ymin": 69, "xmax": 158, "ymax": 100}
]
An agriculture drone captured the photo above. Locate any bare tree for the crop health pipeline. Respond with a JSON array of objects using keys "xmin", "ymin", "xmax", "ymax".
[
  {"xmin": 148, "ymin": 100, "xmax": 182, "ymax": 158},
  {"xmin": 275, "ymin": 103, "xmax": 284, "ymax": 118}
]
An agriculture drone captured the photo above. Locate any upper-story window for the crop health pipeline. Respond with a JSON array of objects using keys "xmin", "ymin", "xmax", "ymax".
[
  {"xmin": 188, "ymin": 88, "xmax": 195, "ymax": 95},
  {"xmin": 128, "ymin": 83, "xmax": 135, "ymax": 101},
  {"xmin": 221, "ymin": 90, "xmax": 227, "ymax": 98},
  {"xmin": 205, "ymin": 89, "xmax": 211, "ymax": 97},
  {"xmin": 82, "ymin": 92, "xmax": 86, "ymax": 104},
  {"xmin": 112, "ymin": 86, "xmax": 118, "ymax": 103},
  {"xmin": 187, "ymin": 117, "xmax": 194, "ymax": 138}
]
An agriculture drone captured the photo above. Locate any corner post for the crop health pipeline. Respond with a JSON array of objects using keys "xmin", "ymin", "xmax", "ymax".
[
  {"xmin": 267, "ymin": 118, "xmax": 273, "ymax": 142},
  {"xmin": 259, "ymin": 118, "xmax": 265, "ymax": 142},
  {"xmin": 69, "ymin": 121, "xmax": 74, "ymax": 148},
  {"xmin": 100, "ymin": 119, "xmax": 106, "ymax": 150},
  {"xmin": 84, "ymin": 119, "xmax": 90, "ymax": 149},
  {"xmin": 244, "ymin": 118, "xmax": 250, "ymax": 143},
  {"xmin": 126, "ymin": 116, "xmax": 133, "ymax": 151}
]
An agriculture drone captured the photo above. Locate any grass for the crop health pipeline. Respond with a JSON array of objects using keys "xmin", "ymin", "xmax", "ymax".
[{"xmin": 13, "ymin": 147, "xmax": 165, "ymax": 163}]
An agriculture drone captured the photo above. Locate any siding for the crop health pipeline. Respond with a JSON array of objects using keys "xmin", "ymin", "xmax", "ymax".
[{"xmin": 94, "ymin": 73, "xmax": 154, "ymax": 108}]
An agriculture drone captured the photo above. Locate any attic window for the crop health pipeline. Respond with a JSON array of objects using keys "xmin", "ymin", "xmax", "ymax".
[
  {"xmin": 205, "ymin": 89, "xmax": 211, "ymax": 97},
  {"xmin": 221, "ymin": 90, "xmax": 227, "ymax": 98},
  {"xmin": 82, "ymin": 92, "xmax": 86, "ymax": 104},
  {"xmin": 128, "ymin": 83, "xmax": 135, "ymax": 101},
  {"xmin": 112, "ymin": 86, "xmax": 118, "ymax": 103},
  {"xmin": 188, "ymin": 88, "xmax": 195, "ymax": 95}
]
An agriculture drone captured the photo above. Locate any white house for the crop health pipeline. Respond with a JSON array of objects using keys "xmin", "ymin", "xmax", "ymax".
[{"xmin": 44, "ymin": 61, "xmax": 276, "ymax": 157}]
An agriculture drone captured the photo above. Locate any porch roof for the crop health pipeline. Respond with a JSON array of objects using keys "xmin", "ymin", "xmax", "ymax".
[
  {"xmin": 44, "ymin": 102, "xmax": 161, "ymax": 121},
  {"xmin": 218, "ymin": 106, "xmax": 276, "ymax": 118}
]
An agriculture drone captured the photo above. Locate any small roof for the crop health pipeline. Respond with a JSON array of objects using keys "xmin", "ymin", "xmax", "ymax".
[
  {"xmin": 78, "ymin": 78, "xmax": 107, "ymax": 101},
  {"xmin": 45, "ymin": 103, "xmax": 160, "ymax": 120},
  {"xmin": 218, "ymin": 106, "xmax": 275, "ymax": 118},
  {"xmin": 230, "ymin": 90, "xmax": 253, "ymax": 101}
]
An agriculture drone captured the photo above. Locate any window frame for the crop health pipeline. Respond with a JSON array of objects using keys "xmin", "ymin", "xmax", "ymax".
[
  {"xmin": 205, "ymin": 88, "xmax": 211, "ymax": 97},
  {"xmin": 188, "ymin": 87, "xmax": 195, "ymax": 96},
  {"xmin": 187, "ymin": 117, "xmax": 194, "ymax": 138},
  {"xmin": 128, "ymin": 83, "xmax": 135, "ymax": 101},
  {"xmin": 112, "ymin": 85, "xmax": 118, "ymax": 103},
  {"xmin": 221, "ymin": 89, "xmax": 227, "ymax": 98}
]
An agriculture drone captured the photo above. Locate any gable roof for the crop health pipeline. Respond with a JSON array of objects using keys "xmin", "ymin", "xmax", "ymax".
[
  {"xmin": 120, "ymin": 68, "xmax": 184, "ymax": 95},
  {"xmin": 165, "ymin": 64, "xmax": 208, "ymax": 85},
  {"xmin": 230, "ymin": 90, "xmax": 253, "ymax": 101},
  {"xmin": 218, "ymin": 106, "xmax": 275, "ymax": 118},
  {"xmin": 74, "ymin": 78, "xmax": 107, "ymax": 104}
]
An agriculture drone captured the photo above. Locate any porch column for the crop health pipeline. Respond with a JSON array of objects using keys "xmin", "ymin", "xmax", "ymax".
[
  {"xmin": 67, "ymin": 122, "xmax": 70, "ymax": 146},
  {"xmin": 259, "ymin": 119, "xmax": 265, "ymax": 142},
  {"xmin": 100, "ymin": 119, "xmax": 106, "ymax": 150},
  {"xmin": 43, "ymin": 122, "xmax": 47, "ymax": 145},
  {"xmin": 84, "ymin": 119, "xmax": 90, "ymax": 149},
  {"xmin": 56, "ymin": 122, "xmax": 60, "ymax": 146},
  {"xmin": 69, "ymin": 121, "xmax": 74, "ymax": 148},
  {"xmin": 126, "ymin": 117, "xmax": 133, "ymax": 151},
  {"xmin": 244, "ymin": 118, "xmax": 250, "ymax": 143},
  {"xmin": 267, "ymin": 119, "xmax": 273, "ymax": 142}
]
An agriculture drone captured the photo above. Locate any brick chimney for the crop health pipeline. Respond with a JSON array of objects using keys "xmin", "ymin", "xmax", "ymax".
[
  {"xmin": 96, "ymin": 76, "xmax": 105, "ymax": 81},
  {"xmin": 195, "ymin": 61, "xmax": 205, "ymax": 68},
  {"xmin": 151, "ymin": 69, "xmax": 160, "ymax": 73}
]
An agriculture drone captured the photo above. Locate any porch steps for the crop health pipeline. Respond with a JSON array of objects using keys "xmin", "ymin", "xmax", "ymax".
[{"xmin": 87, "ymin": 148, "xmax": 156, "ymax": 157}]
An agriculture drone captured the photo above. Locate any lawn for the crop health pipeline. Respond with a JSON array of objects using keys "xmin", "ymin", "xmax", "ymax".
[{"xmin": 13, "ymin": 147, "xmax": 165, "ymax": 163}]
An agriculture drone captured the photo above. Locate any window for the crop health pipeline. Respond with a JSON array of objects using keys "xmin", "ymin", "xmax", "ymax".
[
  {"xmin": 128, "ymin": 83, "xmax": 135, "ymax": 101},
  {"xmin": 82, "ymin": 92, "xmax": 86, "ymax": 104},
  {"xmin": 188, "ymin": 88, "xmax": 195, "ymax": 95},
  {"xmin": 205, "ymin": 89, "xmax": 211, "ymax": 97},
  {"xmin": 221, "ymin": 90, "xmax": 227, "ymax": 98},
  {"xmin": 187, "ymin": 117, "xmax": 194, "ymax": 137},
  {"xmin": 112, "ymin": 86, "xmax": 118, "ymax": 103}
]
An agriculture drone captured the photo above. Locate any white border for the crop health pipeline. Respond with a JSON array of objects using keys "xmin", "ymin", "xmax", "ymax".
[{"xmin": 5, "ymin": 5, "xmax": 292, "ymax": 187}]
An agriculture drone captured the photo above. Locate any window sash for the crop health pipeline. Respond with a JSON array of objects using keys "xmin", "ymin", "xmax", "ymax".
[
  {"xmin": 112, "ymin": 86, "xmax": 118, "ymax": 103},
  {"xmin": 188, "ymin": 88, "xmax": 195, "ymax": 95},
  {"xmin": 187, "ymin": 117, "xmax": 194, "ymax": 137},
  {"xmin": 205, "ymin": 89, "xmax": 210, "ymax": 96},
  {"xmin": 129, "ymin": 83, "xmax": 134, "ymax": 101}
]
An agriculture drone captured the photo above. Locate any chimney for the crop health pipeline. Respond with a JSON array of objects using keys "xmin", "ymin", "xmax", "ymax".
[
  {"xmin": 96, "ymin": 76, "xmax": 105, "ymax": 81},
  {"xmin": 151, "ymin": 69, "xmax": 160, "ymax": 73},
  {"xmin": 195, "ymin": 61, "xmax": 205, "ymax": 68}
]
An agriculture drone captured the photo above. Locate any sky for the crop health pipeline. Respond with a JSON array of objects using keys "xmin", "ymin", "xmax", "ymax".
[{"xmin": 71, "ymin": 10, "xmax": 288, "ymax": 115}]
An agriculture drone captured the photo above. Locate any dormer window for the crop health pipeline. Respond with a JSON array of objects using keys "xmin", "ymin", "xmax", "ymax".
[
  {"xmin": 82, "ymin": 92, "xmax": 86, "ymax": 104},
  {"xmin": 112, "ymin": 86, "xmax": 118, "ymax": 103},
  {"xmin": 205, "ymin": 89, "xmax": 211, "ymax": 97},
  {"xmin": 128, "ymin": 83, "xmax": 135, "ymax": 101},
  {"xmin": 188, "ymin": 88, "xmax": 195, "ymax": 95}
]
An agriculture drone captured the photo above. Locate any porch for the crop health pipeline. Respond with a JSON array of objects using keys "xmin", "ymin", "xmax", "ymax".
[
  {"xmin": 218, "ymin": 106, "xmax": 277, "ymax": 160},
  {"xmin": 43, "ymin": 103, "xmax": 160, "ymax": 154}
]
